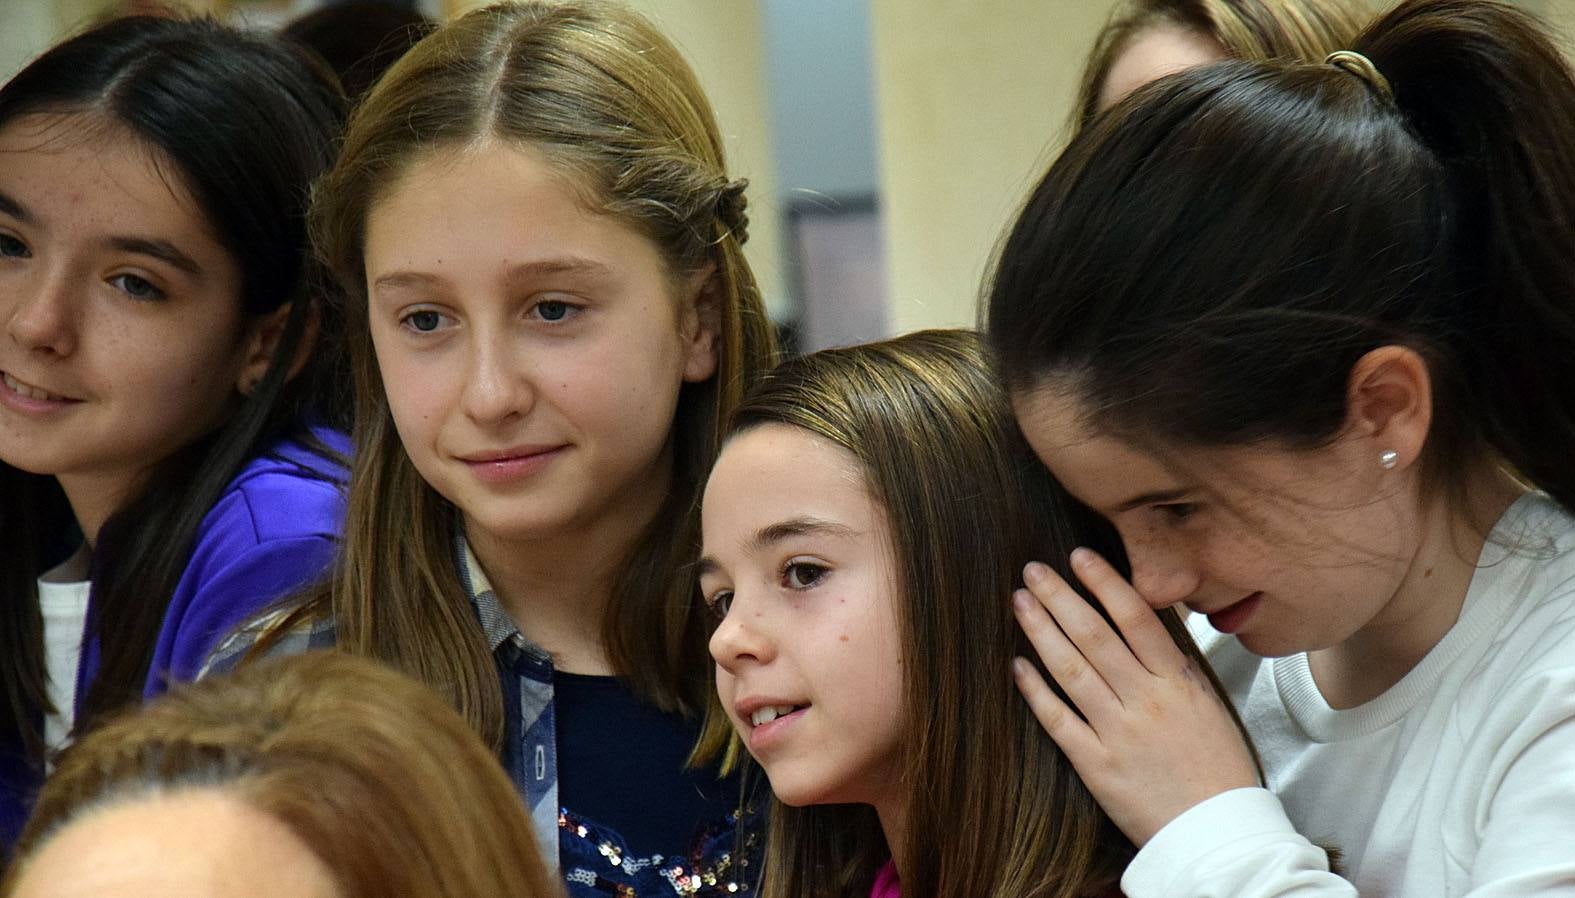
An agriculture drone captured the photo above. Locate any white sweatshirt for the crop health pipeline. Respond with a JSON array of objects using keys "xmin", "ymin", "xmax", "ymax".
[{"xmin": 1122, "ymin": 494, "xmax": 1575, "ymax": 898}]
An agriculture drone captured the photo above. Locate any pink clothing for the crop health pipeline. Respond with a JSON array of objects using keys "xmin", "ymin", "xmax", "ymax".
[{"xmin": 870, "ymin": 861, "xmax": 900, "ymax": 898}]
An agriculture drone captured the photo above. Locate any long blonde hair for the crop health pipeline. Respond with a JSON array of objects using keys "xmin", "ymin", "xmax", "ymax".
[
  {"xmin": 1076, "ymin": 0, "xmax": 1369, "ymax": 127},
  {"xmin": 2, "ymin": 653, "xmax": 558, "ymax": 898},
  {"xmin": 281, "ymin": 0, "xmax": 776, "ymax": 758}
]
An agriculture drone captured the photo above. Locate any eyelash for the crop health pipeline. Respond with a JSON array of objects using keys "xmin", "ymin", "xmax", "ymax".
[
  {"xmin": 701, "ymin": 560, "xmax": 831, "ymax": 621},
  {"xmin": 399, "ymin": 308, "xmax": 453, "ymax": 334},
  {"xmin": 0, "ymin": 233, "xmax": 29, "ymax": 259},
  {"xmin": 1156, "ymin": 502, "xmax": 1199, "ymax": 522},
  {"xmin": 109, "ymin": 273, "xmax": 166, "ymax": 302}
]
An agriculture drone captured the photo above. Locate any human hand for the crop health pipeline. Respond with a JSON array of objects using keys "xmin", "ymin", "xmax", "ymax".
[{"xmin": 1012, "ymin": 548, "xmax": 1260, "ymax": 846}]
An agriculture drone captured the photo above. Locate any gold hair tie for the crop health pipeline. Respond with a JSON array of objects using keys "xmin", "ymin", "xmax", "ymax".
[{"xmin": 1325, "ymin": 50, "xmax": 1393, "ymax": 101}]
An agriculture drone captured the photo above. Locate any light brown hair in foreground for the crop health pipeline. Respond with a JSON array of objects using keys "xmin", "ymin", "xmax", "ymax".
[
  {"xmin": 271, "ymin": 0, "xmax": 776, "ymax": 761},
  {"xmin": 728, "ymin": 330, "xmax": 1256, "ymax": 898},
  {"xmin": 1076, "ymin": 0, "xmax": 1370, "ymax": 127},
  {"xmin": 1, "ymin": 653, "xmax": 558, "ymax": 898}
]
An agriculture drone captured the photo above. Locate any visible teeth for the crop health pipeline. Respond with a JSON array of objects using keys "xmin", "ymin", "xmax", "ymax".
[
  {"xmin": 3, "ymin": 372, "xmax": 62, "ymax": 402},
  {"xmin": 750, "ymin": 704, "xmax": 798, "ymax": 727}
]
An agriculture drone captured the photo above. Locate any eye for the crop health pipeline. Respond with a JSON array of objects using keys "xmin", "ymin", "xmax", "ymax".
[
  {"xmin": 0, "ymin": 233, "xmax": 29, "ymax": 259},
  {"xmin": 530, "ymin": 298, "xmax": 580, "ymax": 323},
  {"xmin": 704, "ymin": 589, "xmax": 733, "ymax": 620},
  {"xmin": 109, "ymin": 273, "xmax": 166, "ymax": 301},
  {"xmin": 1156, "ymin": 502, "xmax": 1199, "ymax": 522},
  {"xmin": 400, "ymin": 309, "xmax": 452, "ymax": 333},
  {"xmin": 781, "ymin": 560, "xmax": 828, "ymax": 591}
]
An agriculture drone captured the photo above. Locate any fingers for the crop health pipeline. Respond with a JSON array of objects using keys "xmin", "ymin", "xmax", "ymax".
[
  {"xmin": 1012, "ymin": 585, "xmax": 1122, "ymax": 725},
  {"xmin": 1065, "ymin": 549, "xmax": 1191, "ymax": 677},
  {"xmin": 1011, "ymin": 656, "xmax": 1102, "ymax": 762},
  {"xmin": 1023, "ymin": 559, "xmax": 1151, "ymax": 696}
]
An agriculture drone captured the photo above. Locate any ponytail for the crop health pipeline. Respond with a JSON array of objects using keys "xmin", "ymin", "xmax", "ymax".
[
  {"xmin": 1358, "ymin": 0, "xmax": 1575, "ymax": 511},
  {"xmin": 988, "ymin": 0, "xmax": 1575, "ymax": 514}
]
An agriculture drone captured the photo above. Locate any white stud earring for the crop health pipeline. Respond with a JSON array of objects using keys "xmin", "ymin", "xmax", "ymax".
[{"xmin": 1379, "ymin": 449, "xmax": 1399, "ymax": 470}]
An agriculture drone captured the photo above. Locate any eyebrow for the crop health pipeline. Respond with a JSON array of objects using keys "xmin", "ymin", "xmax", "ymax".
[
  {"xmin": 1114, "ymin": 488, "xmax": 1193, "ymax": 513},
  {"xmin": 371, "ymin": 257, "xmax": 614, "ymax": 295},
  {"xmin": 107, "ymin": 236, "xmax": 203, "ymax": 276},
  {"xmin": 0, "ymin": 190, "xmax": 30, "ymax": 223},
  {"xmin": 696, "ymin": 516, "xmax": 859, "ymax": 579}
]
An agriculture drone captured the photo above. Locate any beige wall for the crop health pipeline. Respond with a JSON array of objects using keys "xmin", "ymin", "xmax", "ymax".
[{"xmin": 868, "ymin": 1, "xmax": 1118, "ymax": 332}]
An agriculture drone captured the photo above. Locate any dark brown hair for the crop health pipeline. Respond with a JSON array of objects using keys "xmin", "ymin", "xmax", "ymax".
[
  {"xmin": 274, "ymin": 0, "xmax": 775, "ymax": 759},
  {"xmin": 725, "ymin": 330, "xmax": 1250, "ymax": 898},
  {"xmin": 0, "ymin": 17, "xmax": 345, "ymax": 762},
  {"xmin": 991, "ymin": 0, "xmax": 1575, "ymax": 516},
  {"xmin": 1, "ymin": 653, "xmax": 558, "ymax": 898}
]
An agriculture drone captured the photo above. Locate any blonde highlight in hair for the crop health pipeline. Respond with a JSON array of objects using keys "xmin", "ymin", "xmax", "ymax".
[
  {"xmin": 2, "ymin": 653, "xmax": 558, "ymax": 898},
  {"xmin": 292, "ymin": 0, "xmax": 776, "ymax": 758},
  {"xmin": 724, "ymin": 331, "xmax": 1251, "ymax": 898},
  {"xmin": 1076, "ymin": 0, "xmax": 1369, "ymax": 127}
]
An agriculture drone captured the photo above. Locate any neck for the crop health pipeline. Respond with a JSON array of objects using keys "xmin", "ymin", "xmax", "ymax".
[
  {"xmin": 464, "ymin": 459, "xmax": 673, "ymax": 676},
  {"xmin": 1311, "ymin": 465, "xmax": 1524, "ymax": 708},
  {"xmin": 56, "ymin": 468, "xmax": 148, "ymax": 549},
  {"xmin": 873, "ymin": 792, "xmax": 909, "ymax": 885}
]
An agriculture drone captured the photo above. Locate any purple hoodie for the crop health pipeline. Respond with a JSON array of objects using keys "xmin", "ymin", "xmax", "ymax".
[{"xmin": 1, "ymin": 428, "xmax": 349, "ymax": 852}]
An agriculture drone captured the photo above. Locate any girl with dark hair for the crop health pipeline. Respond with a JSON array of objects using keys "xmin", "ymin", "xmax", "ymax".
[
  {"xmin": 700, "ymin": 330, "xmax": 1250, "ymax": 898},
  {"xmin": 207, "ymin": 3, "xmax": 775, "ymax": 895},
  {"xmin": 989, "ymin": 0, "xmax": 1575, "ymax": 895},
  {"xmin": 0, "ymin": 17, "xmax": 348, "ymax": 852}
]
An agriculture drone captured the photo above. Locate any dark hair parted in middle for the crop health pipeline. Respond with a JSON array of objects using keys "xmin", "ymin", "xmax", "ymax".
[
  {"xmin": 726, "ymin": 330, "xmax": 1248, "ymax": 898},
  {"xmin": 989, "ymin": 0, "xmax": 1575, "ymax": 515}
]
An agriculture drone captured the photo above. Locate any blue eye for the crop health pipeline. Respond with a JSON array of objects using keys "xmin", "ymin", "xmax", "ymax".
[
  {"xmin": 402, "ymin": 310, "xmax": 448, "ymax": 333},
  {"xmin": 0, "ymin": 234, "xmax": 29, "ymax": 258},
  {"xmin": 536, "ymin": 300, "xmax": 570, "ymax": 322},
  {"xmin": 109, "ymin": 273, "xmax": 166, "ymax": 301}
]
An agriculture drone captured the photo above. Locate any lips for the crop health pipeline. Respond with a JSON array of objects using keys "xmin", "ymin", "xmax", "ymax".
[
  {"xmin": 1, "ymin": 371, "xmax": 75, "ymax": 403},
  {"xmin": 1203, "ymin": 592, "xmax": 1262, "ymax": 635}
]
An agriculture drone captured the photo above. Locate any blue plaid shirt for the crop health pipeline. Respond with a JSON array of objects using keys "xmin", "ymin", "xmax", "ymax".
[{"xmin": 204, "ymin": 538, "xmax": 758, "ymax": 896}]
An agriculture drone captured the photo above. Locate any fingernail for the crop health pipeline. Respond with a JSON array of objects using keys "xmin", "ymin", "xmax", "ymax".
[
  {"xmin": 1011, "ymin": 657, "xmax": 1032, "ymax": 678},
  {"xmin": 1070, "ymin": 547, "xmax": 1093, "ymax": 569},
  {"xmin": 1012, "ymin": 589, "xmax": 1033, "ymax": 613},
  {"xmin": 1024, "ymin": 561, "xmax": 1050, "ymax": 584}
]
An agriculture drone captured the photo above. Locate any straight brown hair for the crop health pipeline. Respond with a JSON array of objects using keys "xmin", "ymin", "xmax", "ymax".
[
  {"xmin": 267, "ymin": 0, "xmax": 775, "ymax": 761},
  {"xmin": 2, "ymin": 653, "xmax": 559, "ymax": 898},
  {"xmin": 1075, "ymin": 0, "xmax": 1368, "ymax": 128},
  {"xmin": 724, "ymin": 330, "xmax": 1252, "ymax": 898}
]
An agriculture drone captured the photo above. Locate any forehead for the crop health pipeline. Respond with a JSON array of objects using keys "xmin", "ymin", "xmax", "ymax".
[
  {"xmin": 1011, "ymin": 386, "xmax": 1181, "ymax": 507},
  {"xmin": 702, "ymin": 425, "xmax": 874, "ymax": 539},
  {"xmin": 0, "ymin": 112, "xmax": 213, "ymax": 238}
]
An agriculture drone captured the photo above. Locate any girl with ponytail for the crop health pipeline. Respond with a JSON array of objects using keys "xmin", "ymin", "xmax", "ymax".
[{"xmin": 987, "ymin": 1, "xmax": 1575, "ymax": 895}]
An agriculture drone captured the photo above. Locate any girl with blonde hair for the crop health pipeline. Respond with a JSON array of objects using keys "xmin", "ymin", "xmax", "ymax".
[{"xmin": 211, "ymin": 3, "xmax": 775, "ymax": 895}]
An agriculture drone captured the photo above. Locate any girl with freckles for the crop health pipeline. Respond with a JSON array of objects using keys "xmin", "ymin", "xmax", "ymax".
[
  {"xmin": 0, "ymin": 17, "xmax": 348, "ymax": 850},
  {"xmin": 991, "ymin": 1, "xmax": 1575, "ymax": 895},
  {"xmin": 208, "ymin": 3, "xmax": 776, "ymax": 895},
  {"xmin": 699, "ymin": 330, "xmax": 1251, "ymax": 898}
]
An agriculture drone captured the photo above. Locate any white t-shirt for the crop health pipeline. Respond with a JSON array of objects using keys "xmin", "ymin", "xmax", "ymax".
[
  {"xmin": 1123, "ymin": 493, "xmax": 1575, "ymax": 898},
  {"xmin": 37, "ymin": 577, "xmax": 90, "ymax": 754}
]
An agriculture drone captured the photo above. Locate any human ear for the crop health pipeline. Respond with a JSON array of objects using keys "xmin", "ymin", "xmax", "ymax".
[
  {"xmin": 1344, "ymin": 345, "xmax": 1432, "ymax": 472},
  {"xmin": 235, "ymin": 302, "xmax": 320, "ymax": 396},
  {"xmin": 679, "ymin": 263, "xmax": 721, "ymax": 384}
]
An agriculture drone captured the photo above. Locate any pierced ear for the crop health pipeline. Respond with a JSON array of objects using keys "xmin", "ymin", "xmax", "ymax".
[
  {"xmin": 235, "ymin": 302, "xmax": 320, "ymax": 396},
  {"xmin": 1344, "ymin": 345, "xmax": 1432, "ymax": 472},
  {"xmin": 680, "ymin": 263, "xmax": 721, "ymax": 384}
]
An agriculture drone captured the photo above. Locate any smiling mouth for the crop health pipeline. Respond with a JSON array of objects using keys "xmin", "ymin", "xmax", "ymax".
[
  {"xmin": 749, "ymin": 704, "xmax": 807, "ymax": 727},
  {"xmin": 2, "ymin": 371, "xmax": 74, "ymax": 402}
]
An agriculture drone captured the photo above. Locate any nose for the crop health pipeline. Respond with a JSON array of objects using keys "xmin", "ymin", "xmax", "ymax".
[
  {"xmin": 6, "ymin": 268, "xmax": 77, "ymax": 357},
  {"xmin": 709, "ymin": 594, "xmax": 775, "ymax": 675},
  {"xmin": 459, "ymin": 331, "xmax": 531, "ymax": 425},
  {"xmin": 1122, "ymin": 527, "xmax": 1201, "ymax": 609}
]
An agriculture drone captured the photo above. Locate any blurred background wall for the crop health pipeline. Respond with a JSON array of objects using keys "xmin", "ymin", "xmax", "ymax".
[{"xmin": 2, "ymin": 0, "xmax": 1570, "ymax": 347}]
